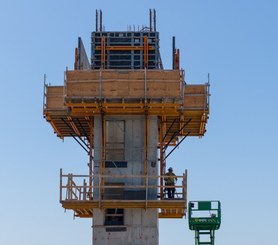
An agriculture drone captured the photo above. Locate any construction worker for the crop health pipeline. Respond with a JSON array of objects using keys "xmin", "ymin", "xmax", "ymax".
[{"xmin": 164, "ymin": 167, "xmax": 177, "ymax": 198}]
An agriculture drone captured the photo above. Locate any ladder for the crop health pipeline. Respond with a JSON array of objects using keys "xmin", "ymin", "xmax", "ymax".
[
  {"xmin": 188, "ymin": 201, "xmax": 221, "ymax": 245},
  {"xmin": 194, "ymin": 230, "xmax": 215, "ymax": 245}
]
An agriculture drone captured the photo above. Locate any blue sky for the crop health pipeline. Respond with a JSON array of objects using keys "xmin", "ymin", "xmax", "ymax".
[{"xmin": 0, "ymin": 0, "xmax": 277, "ymax": 244}]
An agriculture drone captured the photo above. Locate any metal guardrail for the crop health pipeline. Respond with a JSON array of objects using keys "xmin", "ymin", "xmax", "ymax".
[
  {"xmin": 60, "ymin": 169, "xmax": 187, "ymax": 202},
  {"xmin": 43, "ymin": 74, "xmax": 47, "ymax": 112}
]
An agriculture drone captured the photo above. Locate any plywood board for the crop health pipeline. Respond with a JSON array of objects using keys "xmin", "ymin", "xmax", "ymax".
[
  {"xmin": 184, "ymin": 85, "xmax": 208, "ymax": 108},
  {"xmin": 66, "ymin": 81, "xmax": 181, "ymax": 98},
  {"xmin": 184, "ymin": 84, "xmax": 207, "ymax": 94},
  {"xmin": 184, "ymin": 96, "xmax": 206, "ymax": 108},
  {"xmin": 46, "ymin": 86, "xmax": 65, "ymax": 109},
  {"xmin": 66, "ymin": 70, "xmax": 180, "ymax": 82}
]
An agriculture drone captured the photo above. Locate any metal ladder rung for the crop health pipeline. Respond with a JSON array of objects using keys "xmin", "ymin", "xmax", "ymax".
[
  {"xmin": 195, "ymin": 230, "xmax": 214, "ymax": 245},
  {"xmin": 199, "ymin": 231, "xmax": 211, "ymax": 235}
]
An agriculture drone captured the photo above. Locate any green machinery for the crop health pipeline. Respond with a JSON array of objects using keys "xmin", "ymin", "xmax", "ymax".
[{"xmin": 188, "ymin": 201, "xmax": 221, "ymax": 245}]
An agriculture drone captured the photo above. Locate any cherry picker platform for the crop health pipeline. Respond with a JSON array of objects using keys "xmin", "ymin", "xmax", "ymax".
[{"xmin": 189, "ymin": 201, "xmax": 221, "ymax": 245}]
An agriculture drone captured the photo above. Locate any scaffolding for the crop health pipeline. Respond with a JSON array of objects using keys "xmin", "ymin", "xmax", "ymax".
[
  {"xmin": 43, "ymin": 68, "xmax": 209, "ymax": 219},
  {"xmin": 43, "ymin": 10, "xmax": 210, "ymax": 224}
]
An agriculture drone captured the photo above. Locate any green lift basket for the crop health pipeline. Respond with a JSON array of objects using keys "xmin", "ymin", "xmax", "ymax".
[{"xmin": 188, "ymin": 201, "xmax": 221, "ymax": 245}]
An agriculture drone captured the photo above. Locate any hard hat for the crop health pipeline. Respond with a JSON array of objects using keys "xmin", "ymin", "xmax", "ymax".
[{"xmin": 168, "ymin": 167, "xmax": 173, "ymax": 171}]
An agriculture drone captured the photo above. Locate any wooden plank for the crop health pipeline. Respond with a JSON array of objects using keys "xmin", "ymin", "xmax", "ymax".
[
  {"xmin": 147, "ymin": 80, "xmax": 180, "ymax": 97},
  {"xmin": 67, "ymin": 82, "xmax": 99, "ymax": 97},
  {"xmin": 46, "ymin": 86, "xmax": 64, "ymax": 109},
  {"xmin": 147, "ymin": 70, "xmax": 180, "ymax": 80},
  {"xmin": 66, "ymin": 79, "xmax": 181, "ymax": 98},
  {"xmin": 184, "ymin": 96, "xmax": 206, "ymax": 108},
  {"xmin": 184, "ymin": 84, "xmax": 207, "ymax": 94},
  {"xmin": 66, "ymin": 70, "xmax": 100, "ymax": 81},
  {"xmin": 66, "ymin": 70, "xmax": 181, "ymax": 82},
  {"xmin": 102, "ymin": 70, "xmax": 145, "ymax": 80},
  {"xmin": 184, "ymin": 84, "xmax": 208, "ymax": 108}
]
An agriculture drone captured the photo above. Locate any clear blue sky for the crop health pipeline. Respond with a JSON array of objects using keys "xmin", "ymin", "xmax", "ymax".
[{"xmin": 0, "ymin": 0, "xmax": 277, "ymax": 244}]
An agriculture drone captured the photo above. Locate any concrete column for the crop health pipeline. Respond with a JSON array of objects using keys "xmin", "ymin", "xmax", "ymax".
[{"xmin": 92, "ymin": 115, "xmax": 159, "ymax": 245}]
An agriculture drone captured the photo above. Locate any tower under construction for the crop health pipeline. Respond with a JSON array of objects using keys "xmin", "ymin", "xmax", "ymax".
[{"xmin": 43, "ymin": 10, "xmax": 211, "ymax": 245}]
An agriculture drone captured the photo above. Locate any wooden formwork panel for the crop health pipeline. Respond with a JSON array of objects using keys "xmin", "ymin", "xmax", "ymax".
[
  {"xmin": 66, "ymin": 70, "xmax": 180, "ymax": 81},
  {"xmin": 66, "ymin": 70, "xmax": 99, "ymax": 81},
  {"xmin": 184, "ymin": 96, "xmax": 206, "ymax": 108},
  {"xmin": 184, "ymin": 85, "xmax": 208, "ymax": 109},
  {"xmin": 66, "ymin": 70, "xmax": 181, "ymax": 99},
  {"xmin": 46, "ymin": 86, "xmax": 64, "ymax": 110},
  {"xmin": 146, "ymin": 70, "xmax": 180, "ymax": 80},
  {"xmin": 102, "ymin": 70, "xmax": 145, "ymax": 80},
  {"xmin": 184, "ymin": 84, "xmax": 207, "ymax": 94},
  {"xmin": 66, "ymin": 81, "xmax": 181, "ymax": 98}
]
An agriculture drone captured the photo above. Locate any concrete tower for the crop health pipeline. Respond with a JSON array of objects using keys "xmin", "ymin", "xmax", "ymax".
[{"xmin": 43, "ymin": 10, "xmax": 209, "ymax": 245}]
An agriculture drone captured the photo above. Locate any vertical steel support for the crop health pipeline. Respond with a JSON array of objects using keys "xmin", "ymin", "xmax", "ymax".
[
  {"xmin": 43, "ymin": 74, "xmax": 47, "ymax": 112},
  {"xmin": 144, "ymin": 68, "xmax": 148, "ymax": 199},
  {"xmin": 74, "ymin": 48, "xmax": 78, "ymax": 70},
  {"xmin": 63, "ymin": 70, "xmax": 67, "ymax": 103},
  {"xmin": 144, "ymin": 68, "xmax": 147, "ymax": 103},
  {"xmin": 99, "ymin": 69, "xmax": 102, "ymax": 102},
  {"xmin": 195, "ymin": 230, "xmax": 199, "ymax": 245},
  {"xmin": 101, "ymin": 36, "xmax": 106, "ymax": 69},
  {"xmin": 96, "ymin": 9, "xmax": 98, "ymax": 32},
  {"xmin": 149, "ymin": 9, "xmax": 152, "ymax": 31},
  {"xmin": 159, "ymin": 117, "xmax": 164, "ymax": 199},
  {"xmin": 172, "ymin": 36, "xmax": 176, "ymax": 69},
  {"xmin": 181, "ymin": 70, "xmax": 185, "ymax": 112},
  {"xmin": 144, "ymin": 113, "xmax": 148, "ymax": 201},
  {"xmin": 89, "ymin": 117, "xmax": 94, "ymax": 199},
  {"xmin": 83, "ymin": 179, "xmax": 87, "ymax": 200},
  {"xmin": 211, "ymin": 230, "xmax": 215, "ymax": 245},
  {"xmin": 101, "ymin": 112, "xmax": 106, "ymax": 202},
  {"xmin": 207, "ymin": 74, "xmax": 210, "ymax": 112},
  {"xmin": 175, "ymin": 49, "xmax": 180, "ymax": 70},
  {"xmin": 60, "ymin": 168, "xmax": 62, "ymax": 202},
  {"xmin": 183, "ymin": 170, "xmax": 187, "ymax": 204},
  {"xmin": 144, "ymin": 35, "xmax": 148, "ymax": 68},
  {"xmin": 154, "ymin": 9, "xmax": 156, "ymax": 32},
  {"xmin": 100, "ymin": 10, "xmax": 102, "ymax": 32}
]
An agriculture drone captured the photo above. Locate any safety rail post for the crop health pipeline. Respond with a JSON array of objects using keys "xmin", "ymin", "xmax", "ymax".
[
  {"xmin": 66, "ymin": 174, "xmax": 71, "ymax": 200},
  {"xmin": 64, "ymin": 69, "xmax": 67, "ymax": 105},
  {"xmin": 83, "ymin": 179, "xmax": 87, "ymax": 200},
  {"xmin": 43, "ymin": 74, "xmax": 47, "ymax": 113},
  {"xmin": 181, "ymin": 69, "xmax": 185, "ymax": 113},
  {"xmin": 78, "ymin": 184, "xmax": 81, "ymax": 200},
  {"xmin": 159, "ymin": 117, "xmax": 165, "ymax": 200},
  {"xmin": 100, "ymin": 113, "xmax": 106, "ymax": 204},
  {"xmin": 184, "ymin": 170, "xmax": 187, "ymax": 203},
  {"xmin": 207, "ymin": 81, "xmax": 210, "ymax": 112},
  {"xmin": 60, "ymin": 168, "xmax": 62, "ymax": 202},
  {"xmin": 69, "ymin": 174, "xmax": 73, "ymax": 200},
  {"xmin": 89, "ymin": 117, "xmax": 94, "ymax": 200}
]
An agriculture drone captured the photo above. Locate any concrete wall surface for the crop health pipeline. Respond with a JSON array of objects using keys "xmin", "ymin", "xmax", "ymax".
[
  {"xmin": 92, "ymin": 115, "xmax": 159, "ymax": 245},
  {"xmin": 93, "ymin": 209, "xmax": 158, "ymax": 245}
]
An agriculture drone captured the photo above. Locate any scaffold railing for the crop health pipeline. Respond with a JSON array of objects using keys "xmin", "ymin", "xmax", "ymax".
[{"xmin": 60, "ymin": 169, "xmax": 187, "ymax": 203}]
